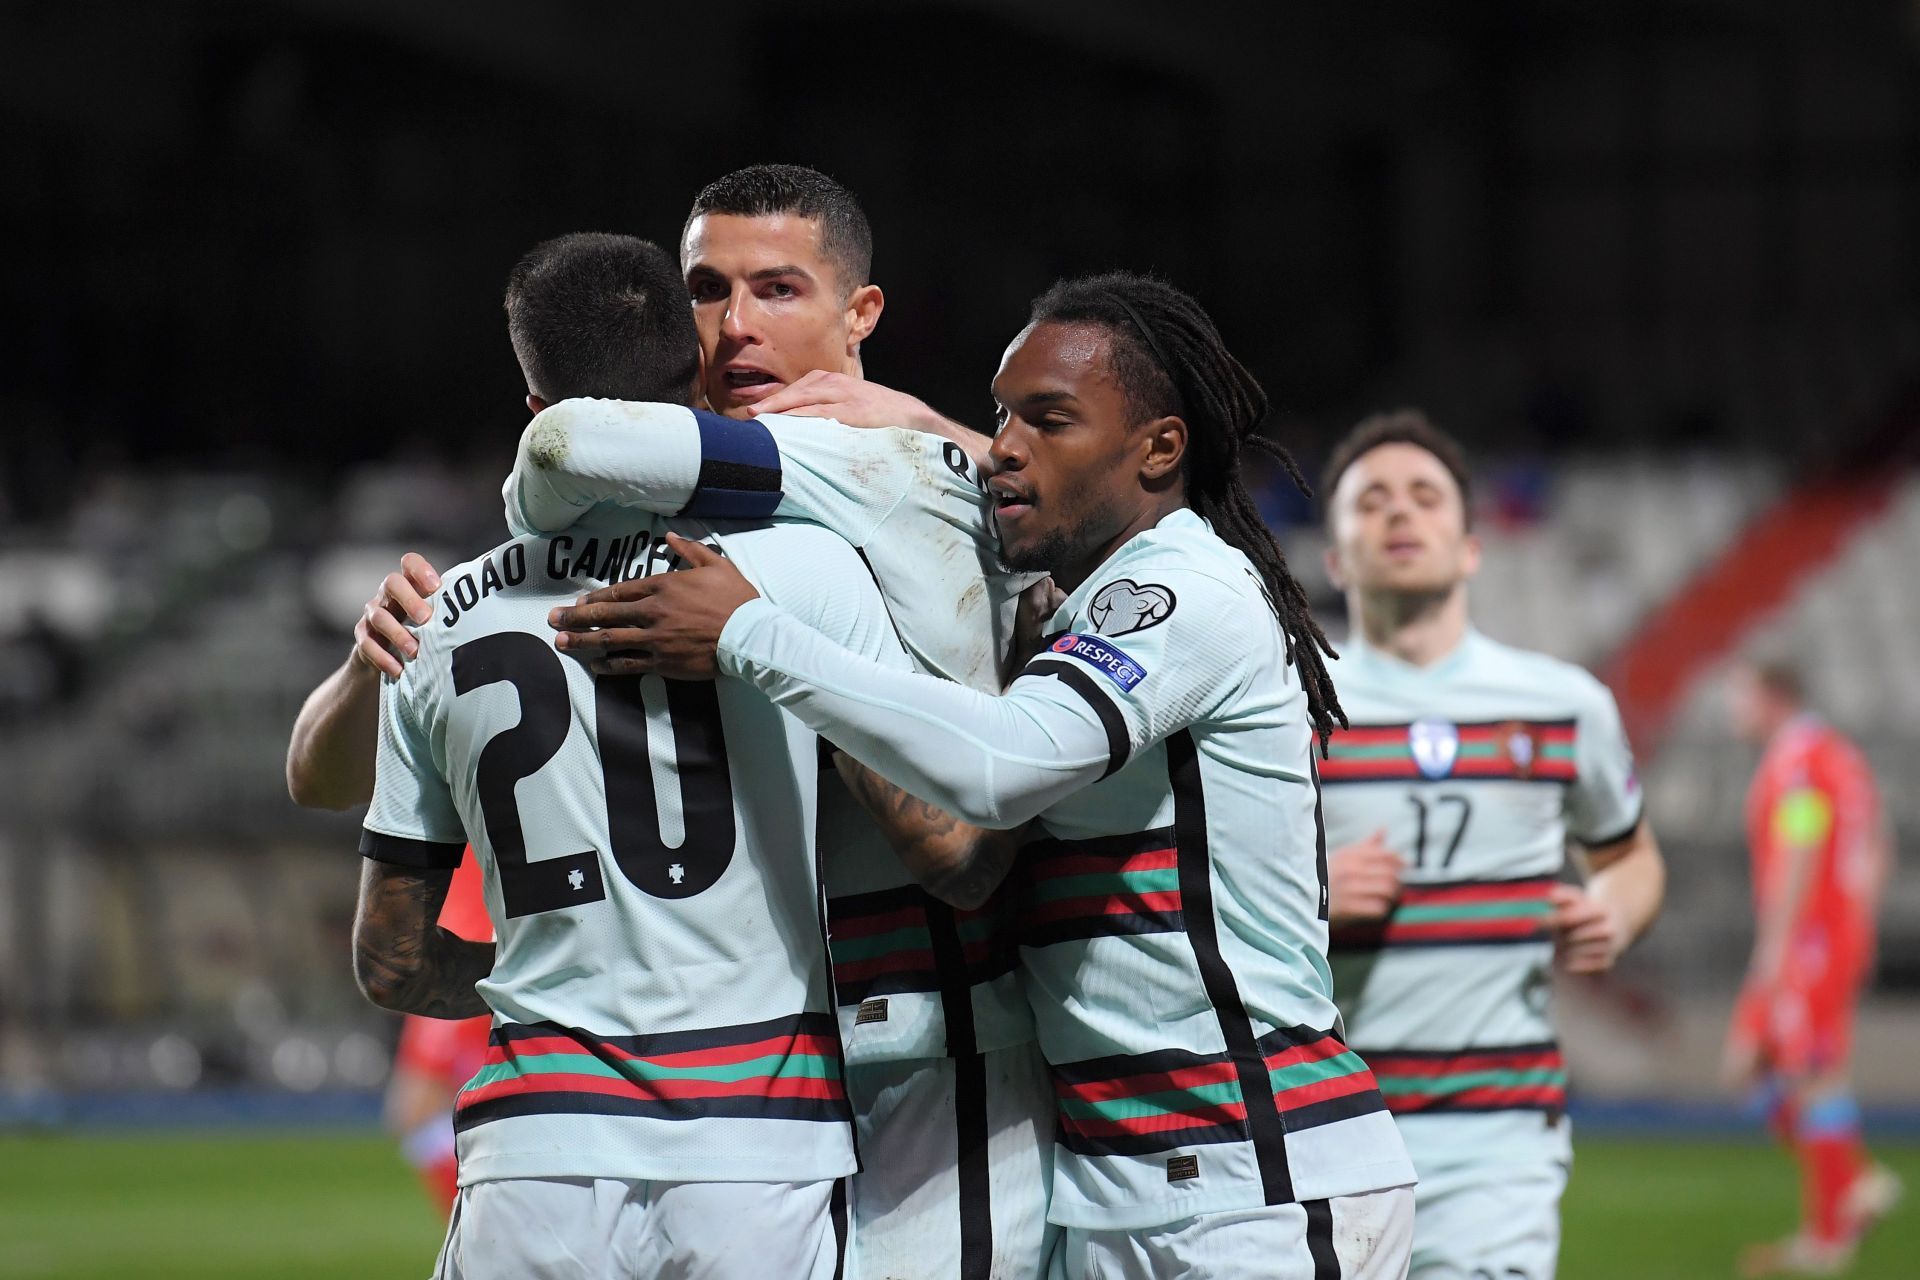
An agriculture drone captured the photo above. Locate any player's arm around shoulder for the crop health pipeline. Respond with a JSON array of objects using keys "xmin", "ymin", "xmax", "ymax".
[
  {"xmin": 832, "ymin": 752, "xmax": 1031, "ymax": 910},
  {"xmin": 287, "ymin": 552, "xmax": 443, "ymax": 810},
  {"xmin": 726, "ymin": 523, "xmax": 1028, "ymax": 907},
  {"xmin": 749, "ymin": 370, "xmax": 993, "ymax": 472},
  {"xmin": 1553, "ymin": 671, "xmax": 1666, "ymax": 975}
]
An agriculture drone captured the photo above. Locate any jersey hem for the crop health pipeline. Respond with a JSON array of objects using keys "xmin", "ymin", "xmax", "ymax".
[
  {"xmin": 1045, "ymin": 1159, "xmax": 1419, "ymax": 1231},
  {"xmin": 457, "ymin": 1152, "xmax": 858, "ymax": 1187}
]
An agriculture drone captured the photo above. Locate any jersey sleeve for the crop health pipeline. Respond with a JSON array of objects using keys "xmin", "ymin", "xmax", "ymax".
[
  {"xmin": 503, "ymin": 399, "xmax": 924, "ymax": 545},
  {"xmin": 360, "ymin": 673, "xmax": 468, "ymax": 870},
  {"xmin": 1769, "ymin": 786, "xmax": 1835, "ymax": 849},
  {"xmin": 1565, "ymin": 675, "xmax": 1643, "ymax": 847},
  {"xmin": 716, "ymin": 598, "xmax": 1116, "ymax": 828},
  {"xmin": 1019, "ymin": 564, "xmax": 1258, "ymax": 767}
]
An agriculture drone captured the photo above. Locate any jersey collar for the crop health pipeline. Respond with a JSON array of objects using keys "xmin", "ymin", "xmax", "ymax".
[
  {"xmin": 1045, "ymin": 508, "xmax": 1209, "ymax": 632},
  {"xmin": 1343, "ymin": 626, "xmax": 1483, "ymax": 684}
]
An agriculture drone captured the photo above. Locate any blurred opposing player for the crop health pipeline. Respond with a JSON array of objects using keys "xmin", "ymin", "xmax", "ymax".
[
  {"xmin": 351, "ymin": 233, "xmax": 908, "ymax": 1278},
  {"xmin": 384, "ymin": 848, "xmax": 493, "ymax": 1214},
  {"xmin": 507, "ymin": 165, "xmax": 1056, "ymax": 1280},
  {"xmin": 1317, "ymin": 411, "xmax": 1667, "ymax": 1280},
  {"xmin": 559, "ymin": 273, "xmax": 1419, "ymax": 1279},
  {"xmin": 1725, "ymin": 656, "xmax": 1900, "ymax": 1276}
]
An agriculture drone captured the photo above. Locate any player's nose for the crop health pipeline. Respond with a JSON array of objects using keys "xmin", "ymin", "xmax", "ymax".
[
  {"xmin": 720, "ymin": 286, "xmax": 759, "ymax": 342},
  {"xmin": 988, "ymin": 422, "xmax": 1028, "ymax": 472}
]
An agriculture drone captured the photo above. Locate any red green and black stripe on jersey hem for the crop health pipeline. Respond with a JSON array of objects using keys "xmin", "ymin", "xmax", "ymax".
[
  {"xmin": 1320, "ymin": 719, "xmax": 1577, "ymax": 785},
  {"xmin": 1015, "ymin": 826, "xmax": 1185, "ymax": 949},
  {"xmin": 1361, "ymin": 1042, "xmax": 1567, "ymax": 1115},
  {"xmin": 827, "ymin": 884, "xmax": 1018, "ymax": 1006},
  {"xmin": 1050, "ymin": 1026, "xmax": 1388, "ymax": 1159},
  {"xmin": 1329, "ymin": 874, "xmax": 1558, "ymax": 951},
  {"xmin": 454, "ymin": 1014, "xmax": 849, "ymax": 1131}
]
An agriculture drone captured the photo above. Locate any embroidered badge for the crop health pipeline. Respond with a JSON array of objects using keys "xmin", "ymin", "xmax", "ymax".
[
  {"xmin": 1088, "ymin": 579, "xmax": 1177, "ymax": 636},
  {"xmin": 1049, "ymin": 633, "xmax": 1148, "ymax": 693},
  {"xmin": 1409, "ymin": 718, "xmax": 1460, "ymax": 780},
  {"xmin": 1499, "ymin": 721, "xmax": 1537, "ymax": 779}
]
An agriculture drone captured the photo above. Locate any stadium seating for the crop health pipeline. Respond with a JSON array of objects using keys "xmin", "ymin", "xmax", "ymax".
[{"xmin": 2, "ymin": 454, "xmax": 1917, "ymax": 1099}]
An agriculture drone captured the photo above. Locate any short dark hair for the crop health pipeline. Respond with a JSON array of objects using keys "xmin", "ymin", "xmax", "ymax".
[
  {"xmin": 1747, "ymin": 655, "xmax": 1806, "ymax": 704},
  {"xmin": 685, "ymin": 164, "xmax": 873, "ymax": 294},
  {"xmin": 1322, "ymin": 409, "xmax": 1474, "ymax": 528},
  {"xmin": 503, "ymin": 233, "xmax": 700, "ymax": 405}
]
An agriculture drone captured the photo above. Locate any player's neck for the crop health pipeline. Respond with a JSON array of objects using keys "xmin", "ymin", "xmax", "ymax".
[
  {"xmin": 1353, "ymin": 584, "xmax": 1470, "ymax": 668},
  {"xmin": 1762, "ymin": 705, "xmax": 1814, "ymax": 744},
  {"xmin": 1056, "ymin": 494, "xmax": 1186, "ymax": 593}
]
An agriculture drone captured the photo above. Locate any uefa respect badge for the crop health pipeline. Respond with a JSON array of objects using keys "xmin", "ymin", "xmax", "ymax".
[{"xmin": 1049, "ymin": 633, "xmax": 1148, "ymax": 693}]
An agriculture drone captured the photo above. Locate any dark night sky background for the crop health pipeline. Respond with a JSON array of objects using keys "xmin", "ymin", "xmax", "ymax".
[{"xmin": 7, "ymin": 1, "xmax": 1918, "ymax": 522}]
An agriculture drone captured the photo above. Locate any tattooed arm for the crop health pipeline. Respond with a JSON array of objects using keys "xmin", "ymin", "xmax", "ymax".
[
  {"xmin": 833, "ymin": 752, "xmax": 1029, "ymax": 910},
  {"xmin": 352, "ymin": 860, "xmax": 494, "ymax": 1019}
]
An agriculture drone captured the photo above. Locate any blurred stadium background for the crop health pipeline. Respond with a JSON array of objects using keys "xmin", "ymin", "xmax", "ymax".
[{"xmin": 3, "ymin": 1, "xmax": 1919, "ymax": 1275}]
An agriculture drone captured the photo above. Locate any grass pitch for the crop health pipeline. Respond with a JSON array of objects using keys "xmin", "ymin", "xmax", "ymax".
[{"xmin": 0, "ymin": 1131, "xmax": 1913, "ymax": 1278}]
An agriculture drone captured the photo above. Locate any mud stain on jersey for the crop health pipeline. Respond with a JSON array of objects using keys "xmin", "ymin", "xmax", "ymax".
[{"xmin": 524, "ymin": 416, "xmax": 571, "ymax": 472}]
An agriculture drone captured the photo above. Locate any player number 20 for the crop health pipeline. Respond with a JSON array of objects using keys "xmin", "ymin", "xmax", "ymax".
[{"xmin": 451, "ymin": 632, "xmax": 736, "ymax": 917}]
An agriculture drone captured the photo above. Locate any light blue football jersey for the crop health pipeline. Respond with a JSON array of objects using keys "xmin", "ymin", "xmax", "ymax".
[
  {"xmin": 1010, "ymin": 511, "xmax": 1413, "ymax": 1229},
  {"xmin": 1320, "ymin": 629, "xmax": 1642, "ymax": 1171},
  {"xmin": 361, "ymin": 509, "xmax": 906, "ymax": 1185},
  {"xmin": 714, "ymin": 508, "xmax": 1418, "ymax": 1230},
  {"xmin": 502, "ymin": 400, "xmax": 1035, "ymax": 1064}
]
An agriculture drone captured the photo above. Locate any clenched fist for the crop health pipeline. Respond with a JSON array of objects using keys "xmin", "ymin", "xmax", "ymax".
[{"xmin": 1327, "ymin": 830, "xmax": 1404, "ymax": 927}]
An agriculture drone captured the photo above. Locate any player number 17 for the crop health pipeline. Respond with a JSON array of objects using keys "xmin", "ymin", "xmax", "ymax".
[{"xmin": 1406, "ymin": 793, "xmax": 1472, "ymax": 871}]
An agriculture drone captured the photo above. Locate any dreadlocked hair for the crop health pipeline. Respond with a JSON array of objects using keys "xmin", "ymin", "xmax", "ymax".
[{"xmin": 1027, "ymin": 271, "xmax": 1346, "ymax": 750}]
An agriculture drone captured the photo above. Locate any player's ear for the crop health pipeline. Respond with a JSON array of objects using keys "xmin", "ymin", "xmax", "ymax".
[
  {"xmin": 1323, "ymin": 542, "xmax": 1348, "ymax": 592},
  {"xmin": 527, "ymin": 394, "xmax": 547, "ymax": 416},
  {"xmin": 1139, "ymin": 414, "xmax": 1187, "ymax": 485},
  {"xmin": 845, "ymin": 283, "xmax": 884, "ymax": 352},
  {"xmin": 1459, "ymin": 529, "xmax": 1482, "ymax": 580}
]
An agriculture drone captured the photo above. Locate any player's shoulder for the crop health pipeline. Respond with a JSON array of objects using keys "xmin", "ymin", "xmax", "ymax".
[
  {"xmin": 705, "ymin": 515, "xmax": 862, "ymax": 559},
  {"xmin": 1467, "ymin": 631, "xmax": 1619, "ymax": 714},
  {"xmin": 705, "ymin": 518, "xmax": 875, "ymax": 603},
  {"xmin": 411, "ymin": 534, "xmax": 552, "ymax": 647},
  {"xmin": 378, "ymin": 534, "xmax": 549, "ymax": 711},
  {"xmin": 759, "ymin": 413, "xmax": 987, "ymax": 512},
  {"xmin": 1086, "ymin": 511, "xmax": 1270, "ymax": 626},
  {"xmin": 1793, "ymin": 718, "xmax": 1869, "ymax": 772},
  {"xmin": 757, "ymin": 412, "xmax": 944, "ymax": 467},
  {"xmin": 1103, "ymin": 510, "xmax": 1265, "ymax": 594}
]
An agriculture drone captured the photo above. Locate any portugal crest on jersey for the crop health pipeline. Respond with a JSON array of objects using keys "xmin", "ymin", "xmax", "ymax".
[
  {"xmin": 1408, "ymin": 718, "xmax": 1460, "ymax": 780},
  {"xmin": 1499, "ymin": 721, "xmax": 1537, "ymax": 779}
]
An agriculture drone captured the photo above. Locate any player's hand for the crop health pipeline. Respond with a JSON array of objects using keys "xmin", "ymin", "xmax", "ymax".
[
  {"xmin": 749, "ymin": 370, "xmax": 941, "ymax": 431},
  {"xmin": 1547, "ymin": 883, "xmax": 1626, "ymax": 974},
  {"xmin": 350, "ymin": 553, "xmax": 442, "ymax": 679},
  {"xmin": 1008, "ymin": 577, "xmax": 1068, "ymax": 675},
  {"xmin": 548, "ymin": 534, "xmax": 757, "ymax": 679},
  {"xmin": 1327, "ymin": 831, "xmax": 1403, "ymax": 925}
]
